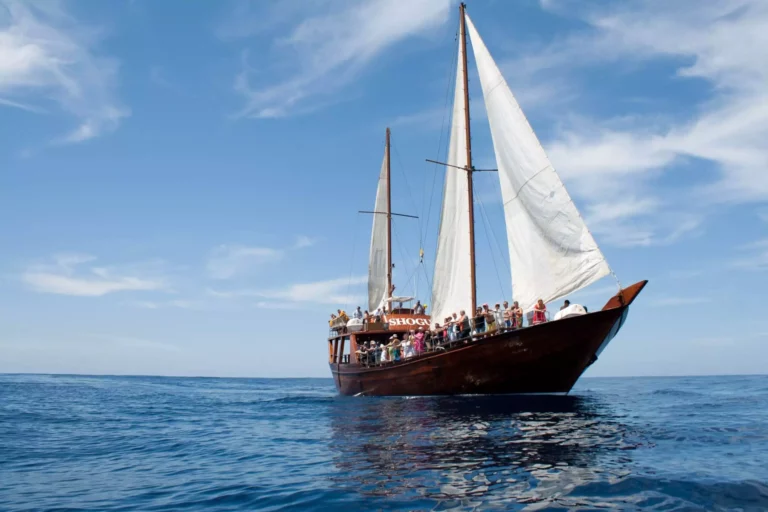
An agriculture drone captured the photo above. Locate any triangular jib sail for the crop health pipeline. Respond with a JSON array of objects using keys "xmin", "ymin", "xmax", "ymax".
[
  {"xmin": 464, "ymin": 12, "xmax": 612, "ymax": 311},
  {"xmin": 430, "ymin": 21, "xmax": 474, "ymax": 325},
  {"xmin": 368, "ymin": 149, "xmax": 389, "ymax": 312}
]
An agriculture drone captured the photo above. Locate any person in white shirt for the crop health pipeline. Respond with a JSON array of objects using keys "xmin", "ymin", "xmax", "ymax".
[
  {"xmin": 494, "ymin": 304, "xmax": 504, "ymax": 330},
  {"xmin": 353, "ymin": 306, "xmax": 363, "ymax": 320}
]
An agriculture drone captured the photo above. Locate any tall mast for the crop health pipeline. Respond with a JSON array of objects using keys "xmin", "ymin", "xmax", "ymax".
[
  {"xmin": 385, "ymin": 127, "xmax": 393, "ymax": 312},
  {"xmin": 459, "ymin": 3, "xmax": 477, "ymax": 314}
]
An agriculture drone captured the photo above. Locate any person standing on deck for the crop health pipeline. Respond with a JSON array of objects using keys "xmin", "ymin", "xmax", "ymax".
[
  {"xmin": 458, "ymin": 310, "xmax": 471, "ymax": 339},
  {"xmin": 414, "ymin": 327, "xmax": 425, "ymax": 355},
  {"xmin": 494, "ymin": 304, "xmax": 504, "ymax": 331},
  {"xmin": 474, "ymin": 307, "xmax": 486, "ymax": 335},
  {"xmin": 512, "ymin": 301, "xmax": 523, "ymax": 328}
]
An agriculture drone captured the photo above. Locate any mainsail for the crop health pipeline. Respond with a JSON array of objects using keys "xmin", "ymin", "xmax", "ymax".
[
  {"xmin": 430, "ymin": 24, "xmax": 473, "ymax": 324},
  {"xmin": 464, "ymin": 13, "xmax": 612, "ymax": 311},
  {"xmin": 368, "ymin": 149, "xmax": 389, "ymax": 312}
]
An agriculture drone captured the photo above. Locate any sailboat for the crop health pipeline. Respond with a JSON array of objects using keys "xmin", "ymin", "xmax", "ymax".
[{"xmin": 327, "ymin": 3, "xmax": 647, "ymax": 396}]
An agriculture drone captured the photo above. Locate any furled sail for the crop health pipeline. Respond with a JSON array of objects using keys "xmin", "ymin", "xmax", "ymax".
[
  {"xmin": 368, "ymin": 150, "xmax": 389, "ymax": 312},
  {"xmin": 430, "ymin": 26, "xmax": 473, "ymax": 324},
  {"xmin": 464, "ymin": 13, "xmax": 612, "ymax": 311}
]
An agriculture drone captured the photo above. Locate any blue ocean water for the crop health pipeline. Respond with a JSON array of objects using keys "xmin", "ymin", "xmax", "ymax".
[{"xmin": 1, "ymin": 375, "xmax": 767, "ymax": 511}]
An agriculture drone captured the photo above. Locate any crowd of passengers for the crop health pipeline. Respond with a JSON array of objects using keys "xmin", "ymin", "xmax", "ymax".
[{"xmin": 331, "ymin": 299, "xmax": 581, "ymax": 366}]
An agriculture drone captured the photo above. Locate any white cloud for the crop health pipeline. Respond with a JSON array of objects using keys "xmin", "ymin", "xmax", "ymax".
[
  {"xmin": 293, "ymin": 235, "xmax": 315, "ymax": 249},
  {"xmin": 210, "ymin": 275, "xmax": 367, "ymax": 305},
  {"xmin": 0, "ymin": 0, "xmax": 128, "ymax": 143},
  {"xmin": 227, "ymin": 0, "xmax": 453, "ymax": 118},
  {"xmin": 22, "ymin": 253, "xmax": 166, "ymax": 296}
]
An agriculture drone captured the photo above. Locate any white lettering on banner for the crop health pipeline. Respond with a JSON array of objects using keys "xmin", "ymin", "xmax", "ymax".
[{"xmin": 388, "ymin": 318, "xmax": 430, "ymax": 327}]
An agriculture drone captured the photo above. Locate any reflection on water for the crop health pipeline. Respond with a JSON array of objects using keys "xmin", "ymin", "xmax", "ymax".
[{"xmin": 329, "ymin": 395, "xmax": 646, "ymax": 509}]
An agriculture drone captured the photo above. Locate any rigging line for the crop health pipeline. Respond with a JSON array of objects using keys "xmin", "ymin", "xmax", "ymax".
[
  {"xmin": 420, "ymin": 262, "xmax": 433, "ymax": 300},
  {"xmin": 391, "ymin": 218, "xmax": 417, "ymax": 297},
  {"xmin": 420, "ymin": 23, "xmax": 458, "ymax": 224},
  {"xmin": 344, "ymin": 213, "xmax": 362, "ymax": 313},
  {"xmin": 475, "ymin": 186, "xmax": 508, "ymax": 302},
  {"xmin": 390, "ymin": 139, "xmax": 424, "ymax": 248},
  {"xmin": 424, "ymin": 27, "xmax": 460, "ymax": 260}
]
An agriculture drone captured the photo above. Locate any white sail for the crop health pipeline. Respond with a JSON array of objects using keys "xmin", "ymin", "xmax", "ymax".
[
  {"xmin": 368, "ymin": 150, "xmax": 389, "ymax": 312},
  {"xmin": 430, "ymin": 26, "xmax": 473, "ymax": 324},
  {"xmin": 465, "ymin": 13, "xmax": 612, "ymax": 311}
]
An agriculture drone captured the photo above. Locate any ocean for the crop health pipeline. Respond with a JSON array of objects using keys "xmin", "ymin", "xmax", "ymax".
[{"xmin": 1, "ymin": 374, "xmax": 767, "ymax": 511}]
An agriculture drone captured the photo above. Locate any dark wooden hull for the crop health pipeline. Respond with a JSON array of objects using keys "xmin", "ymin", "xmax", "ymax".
[{"xmin": 329, "ymin": 281, "xmax": 646, "ymax": 397}]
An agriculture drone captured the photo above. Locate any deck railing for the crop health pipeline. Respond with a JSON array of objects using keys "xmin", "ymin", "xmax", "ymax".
[{"xmin": 352, "ymin": 314, "xmax": 553, "ymax": 368}]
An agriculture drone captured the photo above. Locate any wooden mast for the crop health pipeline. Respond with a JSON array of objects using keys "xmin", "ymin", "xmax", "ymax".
[
  {"xmin": 385, "ymin": 127, "xmax": 393, "ymax": 312},
  {"xmin": 459, "ymin": 3, "xmax": 477, "ymax": 314}
]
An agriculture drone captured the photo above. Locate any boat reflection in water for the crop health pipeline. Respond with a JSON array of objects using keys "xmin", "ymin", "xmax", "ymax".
[{"xmin": 328, "ymin": 394, "xmax": 647, "ymax": 509}]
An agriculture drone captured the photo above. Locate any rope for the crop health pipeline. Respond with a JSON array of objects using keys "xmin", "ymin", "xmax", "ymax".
[{"xmin": 344, "ymin": 213, "xmax": 361, "ymax": 312}]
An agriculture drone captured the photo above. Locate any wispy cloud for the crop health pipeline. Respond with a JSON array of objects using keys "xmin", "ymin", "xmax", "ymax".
[
  {"xmin": 731, "ymin": 238, "xmax": 768, "ymax": 270},
  {"xmin": 22, "ymin": 254, "xmax": 166, "ymax": 297},
  {"xmin": 502, "ymin": 0, "xmax": 768, "ymax": 245},
  {"xmin": 0, "ymin": 1, "xmax": 129, "ymax": 143},
  {"xmin": 128, "ymin": 299, "xmax": 199, "ymax": 310},
  {"xmin": 98, "ymin": 335, "xmax": 181, "ymax": 353},
  {"xmin": 206, "ymin": 245, "xmax": 282, "ymax": 279},
  {"xmin": 207, "ymin": 237, "xmax": 316, "ymax": 279},
  {"xmin": 650, "ymin": 296, "xmax": 711, "ymax": 307},
  {"xmin": 225, "ymin": 0, "xmax": 454, "ymax": 118},
  {"xmin": 0, "ymin": 96, "xmax": 46, "ymax": 113},
  {"xmin": 210, "ymin": 275, "xmax": 367, "ymax": 306},
  {"xmin": 669, "ymin": 269, "xmax": 704, "ymax": 279}
]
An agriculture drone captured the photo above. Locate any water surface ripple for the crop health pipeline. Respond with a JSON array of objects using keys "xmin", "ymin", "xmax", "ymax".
[{"xmin": 1, "ymin": 374, "xmax": 767, "ymax": 511}]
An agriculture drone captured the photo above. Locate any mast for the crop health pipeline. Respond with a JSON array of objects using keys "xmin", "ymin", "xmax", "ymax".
[
  {"xmin": 459, "ymin": 3, "xmax": 477, "ymax": 314},
  {"xmin": 385, "ymin": 127, "xmax": 393, "ymax": 312}
]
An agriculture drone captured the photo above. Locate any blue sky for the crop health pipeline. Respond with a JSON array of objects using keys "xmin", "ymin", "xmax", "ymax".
[{"xmin": 1, "ymin": 0, "xmax": 767, "ymax": 378}]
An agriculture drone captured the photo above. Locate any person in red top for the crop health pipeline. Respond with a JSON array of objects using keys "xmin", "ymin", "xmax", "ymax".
[{"xmin": 533, "ymin": 299, "xmax": 547, "ymax": 324}]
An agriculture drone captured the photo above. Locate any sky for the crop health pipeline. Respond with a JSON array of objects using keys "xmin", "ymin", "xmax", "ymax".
[{"xmin": 1, "ymin": 0, "xmax": 767, "ymax": 378}]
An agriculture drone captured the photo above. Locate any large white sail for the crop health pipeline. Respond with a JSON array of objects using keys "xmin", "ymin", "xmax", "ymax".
[
  {"xmin": 430, "ymin": 26, "xmax": 473, "ymax": 324},
  {"xmin": 368, "ymin": 150, "xmax": 389, "ymax": 312},
  {"xmin": 465, "ymin": 13, "xmax": 612, "ymax": 311}
]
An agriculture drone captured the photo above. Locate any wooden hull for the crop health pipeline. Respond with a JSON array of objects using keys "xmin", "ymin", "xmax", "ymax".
[{"xmin": 329, "ymin": 281, "xmax": 646, "ymax": 397}]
